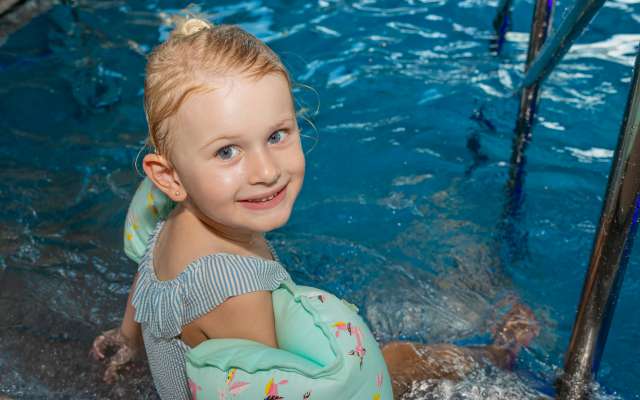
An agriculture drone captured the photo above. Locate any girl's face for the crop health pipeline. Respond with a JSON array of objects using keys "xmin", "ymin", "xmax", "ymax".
[{"xmin": 169, "ymin": 72, "xmax": 305, "ymax": 235}]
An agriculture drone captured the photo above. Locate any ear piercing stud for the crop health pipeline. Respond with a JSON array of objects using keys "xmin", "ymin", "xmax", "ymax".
[{"xmin": 175, "ymin": 191, "xmax": 180, "ymax": 196}]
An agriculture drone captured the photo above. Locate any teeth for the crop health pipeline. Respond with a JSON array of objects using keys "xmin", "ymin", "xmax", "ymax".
[{"xmin": 249, "ymin": 192, "xmax": 277, "ymax": 202}]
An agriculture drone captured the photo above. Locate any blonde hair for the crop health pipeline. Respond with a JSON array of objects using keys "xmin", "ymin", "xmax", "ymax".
[{"xmin": 143, "ymin": 17, "xmax": 292, "ymax": 157}]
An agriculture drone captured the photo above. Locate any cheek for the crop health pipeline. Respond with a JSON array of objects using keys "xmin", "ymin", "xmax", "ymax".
[
  {"xmin": 287, "ymin": 140, "xmax": 306, "ymax": 178},
  {"xmin": 297, "ymin": 152, "xmax": 306, "ymax": 179},
  {"xmin": 215, "ymin": 169, "xmax": 239, "ymax": 187},
  {"xmin": 209, "ymin": 166, "xmax": 247, "ymax": 198},
  {"xmin": 184, "ymin": 163, "xmax": 246, "ymax": 201}
]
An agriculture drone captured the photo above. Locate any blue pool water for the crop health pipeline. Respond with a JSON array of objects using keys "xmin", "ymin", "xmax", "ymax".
[{"xmin": 0, "ymin": 0, "xmax": 638, "ymax": 398}]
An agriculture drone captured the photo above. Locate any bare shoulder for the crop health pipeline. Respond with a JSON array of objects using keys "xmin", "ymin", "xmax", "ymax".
[
  {"xmin": 154, "ymin": 213, "xmax": 275, "ymax": 280},
  {"xmin": 153, "ymin": 216, "xmax": 222, "ymax": 281},
  {"xmin": 189, "ymin": 291, "xmax": 278, "ymax": 348}
]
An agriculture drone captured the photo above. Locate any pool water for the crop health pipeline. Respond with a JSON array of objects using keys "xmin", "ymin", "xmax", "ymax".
[{"xmin": 0, "ymin": 0, "xmax": 638, "ymax": 398}]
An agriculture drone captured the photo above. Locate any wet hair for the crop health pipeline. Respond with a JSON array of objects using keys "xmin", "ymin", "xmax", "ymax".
[{"xmin": 143, "ymin": 17, "xmax": 292, "ymax": 157}]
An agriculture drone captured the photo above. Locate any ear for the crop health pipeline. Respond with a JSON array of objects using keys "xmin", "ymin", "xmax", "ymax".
[{"xmin": 142, "ymin": 153, "xmax": 187, "ymax": 202}]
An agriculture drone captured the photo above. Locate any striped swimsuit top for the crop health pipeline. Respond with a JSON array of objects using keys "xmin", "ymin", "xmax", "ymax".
[{"xmin": 131, "ymin": 220, "xmax": 290, "ymax": 400}]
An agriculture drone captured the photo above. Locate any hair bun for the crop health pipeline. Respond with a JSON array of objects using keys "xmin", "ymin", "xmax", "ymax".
[{"xmin": 175, "ymin": 18, "xmax": 212, "ymax": 37}]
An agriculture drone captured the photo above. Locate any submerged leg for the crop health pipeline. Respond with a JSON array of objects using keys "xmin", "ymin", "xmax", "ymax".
[
  {"xmin": 382, "ymin": 304, "xmax": 539, "ymax": 399},
  {"xmin": 382, "ymin": 341, "xmax": 476, "ymax": 396}
]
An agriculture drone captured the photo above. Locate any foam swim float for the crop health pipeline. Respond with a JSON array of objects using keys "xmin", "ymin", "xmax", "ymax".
[{"xmin": 124, "ymin": 178, "xmax": 393, "ymax": 400}]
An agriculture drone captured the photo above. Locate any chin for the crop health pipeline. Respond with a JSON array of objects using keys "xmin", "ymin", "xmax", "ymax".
[
  {"xmin": 248, "ymin": 209, "xmax": 292, "ymax": 233},
  {"xmin": 235, "ymin": 193, "xmax": 297, "ymax": 233}
]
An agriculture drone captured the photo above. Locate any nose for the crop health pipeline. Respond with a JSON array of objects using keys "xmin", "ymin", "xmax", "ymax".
[{"xmin": 247, "ymin": 148, "xmax": 281, "ymax": 186}]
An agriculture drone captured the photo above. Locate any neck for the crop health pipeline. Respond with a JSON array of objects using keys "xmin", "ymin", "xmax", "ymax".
[{"xmin": 172, "ymin": 203, "xmax": 263, "ymax": 250}]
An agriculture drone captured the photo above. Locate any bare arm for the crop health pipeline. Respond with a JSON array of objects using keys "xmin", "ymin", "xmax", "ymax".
[
  {"xmin": 120, "ymin": 272, "xmax": 143, "ymax": 347},
  {"xmin": 181, "ymin": 291, "xmax": 278, "ymax": 348},
  {"xmin": 90, "ymin": 272, "xmax": 143, "ymax": 383}
]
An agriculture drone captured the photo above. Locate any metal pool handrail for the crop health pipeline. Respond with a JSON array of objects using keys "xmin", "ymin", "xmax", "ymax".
[
  {"xmin": 521, "ymin": 0, "xmax": 607, "ymax": 88},
  {"xmin": 492, "ymin": 1, "xmax": 640, "ymax": 399},
  {"xmin": 491, "ymin": 0, "xmax": 514, "ymax": 54},
  {"xmin": 557, "ymin": 49, "xmax": 640, "ymax": 400},
  {"xmin": 492, "ymin": 0, "xmax": 605, "ymax": 87},
  {"xmin": 499, "ymin": 0, "xmax": 553, "ymax": 267},
  {"xmin": 504, "ymin": 0, "xmax": 553, "ymax": 206}
]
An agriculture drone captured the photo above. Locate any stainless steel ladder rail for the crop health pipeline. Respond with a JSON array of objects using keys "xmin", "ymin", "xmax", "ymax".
[
  {"xmin": 521, "ymin": 0, "xmax": 608, "ymax": 88},
  {"xmin": 491, "ymin": 0, "xmax": 514, "ymax": 54},
  {"xmin": 500, "ymin": 0, "xmax": 553, "ymax": 265},
  {"xmin": 492, "ymin": 1, "xmax": 640, "ymax": 398},
  {"xmin": 492, "ymin": 0, "xmax": 606, "ymax": 88},
  {"xmin": 557, "ymin": 48, "xmax": 640, "ymax": 400}
]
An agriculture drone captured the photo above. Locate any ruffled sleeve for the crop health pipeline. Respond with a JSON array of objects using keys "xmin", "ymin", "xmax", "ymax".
[{"xmin": 131, "ymin": 222, "xmax": 290, "ymax": 339}]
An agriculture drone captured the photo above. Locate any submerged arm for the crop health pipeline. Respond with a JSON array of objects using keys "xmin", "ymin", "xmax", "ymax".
[{"xmin": 90, "ymin": 272, "xmax": 143, "ymax": 383}]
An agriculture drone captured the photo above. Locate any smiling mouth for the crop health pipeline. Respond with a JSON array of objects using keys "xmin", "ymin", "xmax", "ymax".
[{"xmin": 240, "ymin": 185, "xmax": 287, "ymax": 203}]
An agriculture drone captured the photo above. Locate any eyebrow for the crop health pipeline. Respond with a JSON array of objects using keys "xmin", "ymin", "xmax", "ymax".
[{"xmin": 199, "ymin": 117, "xmax": 295, "ymax": 151}]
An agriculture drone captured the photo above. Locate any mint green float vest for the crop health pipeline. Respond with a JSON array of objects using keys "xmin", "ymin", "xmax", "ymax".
[{"xmin": 124, "ymin": 178, "xmax": 393, "ymax": 400}]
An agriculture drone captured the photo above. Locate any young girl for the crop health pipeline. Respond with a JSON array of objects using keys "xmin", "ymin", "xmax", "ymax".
[{"xmin": 90, "ymin": 17, "xmax": 538, "ymax": 399}]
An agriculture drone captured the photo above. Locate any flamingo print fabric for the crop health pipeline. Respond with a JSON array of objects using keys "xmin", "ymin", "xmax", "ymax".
[{"xmin": 185, "ymin": 280, "xmax": 393, "ymax": 400}]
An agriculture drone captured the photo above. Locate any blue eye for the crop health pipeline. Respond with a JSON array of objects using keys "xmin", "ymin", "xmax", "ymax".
[
  {"xmin": 268, "ymin": 130, "xmax": 288, "ymax": 145},
  {"xmin": 216, "ymin": 145, "xmax": 239, "ymax": 160}
]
